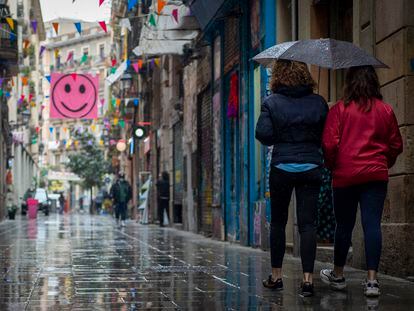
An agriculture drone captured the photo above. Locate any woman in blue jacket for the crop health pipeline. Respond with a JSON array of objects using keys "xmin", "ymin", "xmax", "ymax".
[{"xmin": 256, "ymin": 60, "xmax": 328, "ymax": 297}]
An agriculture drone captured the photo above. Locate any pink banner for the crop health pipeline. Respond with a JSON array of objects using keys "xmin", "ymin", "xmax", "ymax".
[{"xmin": 50, "ymin": 73, "xmax": 98, "ymax": 119}]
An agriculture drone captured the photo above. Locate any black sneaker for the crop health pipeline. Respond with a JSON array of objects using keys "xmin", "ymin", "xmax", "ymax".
[
  {"xmin": 300, "ymin": 282, "xmax": 314, "ymax": 297},
  {"xmin": 320, "ymin": 269, "xmax": 347, "ymax": 290},
  {"xmin": 262, "ymin": 275, "xmax": 283, "ymax": 290}
]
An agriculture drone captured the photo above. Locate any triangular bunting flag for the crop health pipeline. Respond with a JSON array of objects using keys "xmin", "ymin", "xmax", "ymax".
[
  {"xmin": 71, "ymin": 73, "xmax": 77, "ymax": 81},
  {"xmin": 99, "ymin": 0, "xmax": 105, "ymax": 6},
  {"xmin": 74, "ymin": 22, "xmax": 82, "ymax": 35},
  {"xmin": 128, "ymin": 0, "xmax": 138, "ymax": 11},
  {"xmin": 154, "ymin": 58, "xmax": 160, "ymax": 67},
  {"xmin": 149, "ymin": 13, "xmax": 156, "ymax": 26},
  {"xmin": 45, "ymin": 75, "xmax": 51, "ymax": 83},
  {"xmin": 31, "ymin": 20, "xmax": 37, "ymax": 33},
  {"xmin": 120, "ymin": 18, "xmax": 132, "ymax": 31},
  {"xmin": 0, "ymin": 78, "xmax": 3, "ymax": 86},
  {"xmin": 22, "ymin": 77, "xmax": 28, "ymax": 86},
  {"xmin": 52, "ymin": 22, "xmax": 59, "ymax": 35},
  {"xmin": 111, "ymin": 59, "xmax": 117, "ymax": 67},
  {"xmin": 98, "ymin": 21, "xmax": 107, "ymax": 33},
  {"xmin": 80, "ymin": 54, "xmax": 88, "ymax": 64},
  {"xmin": 39, "ymin": 45, "xmax": 46, "ymax": 57},
  {"xmin": 134, "ymin": 99, "xmax": 139, "ymax": 106},
  {"xmin": 132, "ymin": 62, "xmax": 139, "ymax": 73},
  {"xmin": 49, "ymin": 127, "xmax": 54, "ymax": 134},
  {"xmin": 6, "ymin": 18, "xmax": 14, "ymax": 30},
  {"xmin": 66, "ymin": 51, "xmax": 74, "ymax": 62},
  {"xmin": 157, "ymin": 0, "xmax": 166, "ymax": 14},
  {"xmin": 138, "ymin": 59, "xmax": 143, "ymax": 69},
  {"xmin": 172, "ymin": 9, "xmax": 178, "ymax": 23},
  {"xmin": 54, "ymin": 49, "xmax": 60, "ymax": 58},
  {"xmin": 0, "ymin": 89, "xmax": 3, "ymax": 97},
  {"xmin": 9, "ymin": 32, "xmax": 16, "ymax": 41}
]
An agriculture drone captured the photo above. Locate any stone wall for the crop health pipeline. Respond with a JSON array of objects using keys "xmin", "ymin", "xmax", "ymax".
[{"xmin": 375, "ymin": 0, "xmax": 414, "ymax": 277}]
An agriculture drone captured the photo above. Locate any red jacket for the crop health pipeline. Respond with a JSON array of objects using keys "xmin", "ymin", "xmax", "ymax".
[{"xmin": 322, "ymin": 99, "xmax": 403, "ymax": 188}]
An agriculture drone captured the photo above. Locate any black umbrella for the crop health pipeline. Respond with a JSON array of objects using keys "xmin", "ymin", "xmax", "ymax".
[{"xmin": 253, "ymin": 38, "xmax": 388, "ymax": 69}]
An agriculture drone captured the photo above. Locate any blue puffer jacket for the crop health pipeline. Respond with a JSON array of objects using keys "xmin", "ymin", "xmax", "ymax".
[{"xmin": 255, "ymin": 85, "xmax": 328, "ymax": 166}]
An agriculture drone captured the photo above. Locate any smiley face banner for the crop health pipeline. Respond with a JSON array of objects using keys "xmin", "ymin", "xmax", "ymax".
[{"xmin": 50, "ymin": 73, "xmax": 98, "ymax": 119}]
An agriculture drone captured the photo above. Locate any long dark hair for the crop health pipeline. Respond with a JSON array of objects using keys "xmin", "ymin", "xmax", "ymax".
[{"xmin": 343, "ymin": 66, "xmax": 382, "ymax": 112}]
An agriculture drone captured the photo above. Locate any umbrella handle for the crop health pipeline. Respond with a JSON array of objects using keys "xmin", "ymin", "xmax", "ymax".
[{"xmin": 317, "ymin": 66, "xmax": 321, "ymax": 95}]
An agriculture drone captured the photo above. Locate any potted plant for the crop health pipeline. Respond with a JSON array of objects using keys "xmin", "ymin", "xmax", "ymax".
[{"xmin": 8, "ymin": 205, "xmax": 17, "ymax": 220}]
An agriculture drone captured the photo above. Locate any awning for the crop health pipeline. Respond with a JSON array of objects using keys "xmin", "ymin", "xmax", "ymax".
[
  {"xmin": 133, "ymin": 2, "xmax": 199, "ymax": 57},
  {"xmin": 189, "ymin": 0, "xmax": 225, "ymax": 30},
  {"xmin": 106, "ymin": 61, "xmax": 128, "ymax": 85}
]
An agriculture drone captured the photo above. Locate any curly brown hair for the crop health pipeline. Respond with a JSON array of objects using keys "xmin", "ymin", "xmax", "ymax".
[
  {"xmin": 270, "ymin": 60, "xmax": 316, "ymax": 93},
  {"xmin": 343, "ymin": 66, "xmax": 382, "ymax": 112}
]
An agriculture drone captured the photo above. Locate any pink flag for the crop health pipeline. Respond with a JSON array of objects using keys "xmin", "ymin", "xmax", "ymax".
[
  {"xmin": 50, "ymin": 73, "xmax": 98, "ymax": 119},
  {"xmin": 98, "ymin": 21, "xmax": 107, "ymax": 33},
  {"xmin": 132, "ymin": 62, "xmax": 139, "ymax": 73},
  {"xmin": 70, "ymin": 73, "xmax": 77, "ymax": 81},
  {"xmin": 172, "ymin": 9, "xmax": 178, "ymax": 23},
  {"xmin": 99, "ymin": 0, "xmax": 105, "ymax": 6},
  {"xmin": 66, "ymin": 51, "xmax": 74, "ymax": 62}
]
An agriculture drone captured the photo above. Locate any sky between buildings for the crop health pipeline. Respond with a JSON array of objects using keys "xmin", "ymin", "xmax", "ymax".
[{"xmin": 39, "ymin": 0, "xmax": 112, "ymax": 22}]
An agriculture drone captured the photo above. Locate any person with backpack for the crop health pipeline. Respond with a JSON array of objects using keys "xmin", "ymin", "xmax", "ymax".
[{"xmin": 110, "ymin": 173, "xmax": 132, "ymax": 227}]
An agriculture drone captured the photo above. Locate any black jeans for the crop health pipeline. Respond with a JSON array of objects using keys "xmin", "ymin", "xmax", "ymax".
[
  {"xmin": 115, "ymin": 202, "xmax": 127, "ymax": 221},
  {"xmin": 333, "ymin": 181, "xmax": 387, "ymax": 271},
  {"xmin": 158, "ymin": 199, "xmax": 169, "ymax": 226},
  {"xmin": 269, "ymin": 167, "xmax": 322, "ymax": 273}
]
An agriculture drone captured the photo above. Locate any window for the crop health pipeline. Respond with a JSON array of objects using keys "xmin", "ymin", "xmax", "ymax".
[{"xmin": 99, "ymin": 43, "xmax": 105, "ymax": 59}]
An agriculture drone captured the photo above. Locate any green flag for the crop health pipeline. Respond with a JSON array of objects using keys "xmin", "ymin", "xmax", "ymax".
[
  {"xmin": 0, "ymin": 89, "xmax": 3, "ymax": 97},
  {"xmin": 80, "ymin": 54, "xmax": 88, "ymax": 64},
  {"xmin": 149, "ymin": 14, "xmax": 156, "ymax": 27}
]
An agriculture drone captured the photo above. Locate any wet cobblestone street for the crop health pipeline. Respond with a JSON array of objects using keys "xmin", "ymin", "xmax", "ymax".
[{"xmin": 1, "ymin": 214, "xmax": 414, "ymax": 310}]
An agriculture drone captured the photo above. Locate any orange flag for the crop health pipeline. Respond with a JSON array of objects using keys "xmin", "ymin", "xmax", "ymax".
[
  {"xmin": 22, "ymin": 77, "xmax": 28, "ymax": 86},
  {"xmin": 157, "ymin": 0, "xmax": 166, "ymax": 14},
  {"xmin": 138, "ymin": 59, "xmax": 143, "ymax": 69},
  {"xmin": 52, "ymin": 22, "xmax": 59, "ymax": 35}
]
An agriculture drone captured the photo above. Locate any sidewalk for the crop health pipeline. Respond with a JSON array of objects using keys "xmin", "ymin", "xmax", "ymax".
[{"xmin": 0, "ymin": 214, "xmax": 413, "ymax": 310}]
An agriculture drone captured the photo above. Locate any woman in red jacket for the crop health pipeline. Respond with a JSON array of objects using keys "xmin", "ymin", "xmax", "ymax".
[{"xmin": 320, "ymin": 66, "xmax": 403, "ymax": 297}]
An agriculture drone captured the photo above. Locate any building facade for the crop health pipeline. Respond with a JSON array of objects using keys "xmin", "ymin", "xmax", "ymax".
[
  {"xmin": 2, "ymin": 0, "xmax": 45, "ymax": 211},
  {"xmin": 113, "ymin": 0, "xmax": 414, "ymax": 278}
]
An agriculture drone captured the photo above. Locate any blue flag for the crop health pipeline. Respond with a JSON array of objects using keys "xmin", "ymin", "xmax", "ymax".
[
  {"xmin": 9, "ymin": 32, "xmax": 16, "ymax": 41},
  {"xmin": 134, "ymin": 99, "xmax": 139, "ymax": 107},
  {"xmin": 45, "ymin": 75, "xmax": 51, "ymax": 83},
  {"xmin": 74, "ymin": 22, "xmax": 82, "ymax": 35},
  {"xmin": 128, "ymin": 0, "xmax": 138, "ymax": 10}
]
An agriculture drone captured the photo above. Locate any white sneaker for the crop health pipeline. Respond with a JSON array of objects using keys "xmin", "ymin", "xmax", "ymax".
[
  {"xmin": 364, "ymin": 279, "xmax": 380, "ymax": 297},
  {"xmin": 320, "ymin": 269, "xmax": 347, "ymax": 290}
]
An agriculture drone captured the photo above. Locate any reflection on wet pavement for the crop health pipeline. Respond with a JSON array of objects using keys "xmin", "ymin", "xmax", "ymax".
[{"xmin": 0, "ymin": 214, "xmax": 413, "ymax": 310}]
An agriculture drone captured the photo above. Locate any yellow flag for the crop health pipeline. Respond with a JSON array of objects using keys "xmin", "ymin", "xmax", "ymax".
[
  {"xmin": 114, "ymin": 117, "xmax": 119, "ymax": 125},
  {"xmin": 99, "ymin": 140, "xmax": 104, "ymax": 146},
  {"xmin": 154, "ymin": 58, "xmax": 160, "ymax": 67},
  {"xmin": 91, "ymin": 124, "xmax": 96, "ymax": 132},
  {"xmin": 6, "ymin": 18, "xmax": 14, "ymax": 30}
]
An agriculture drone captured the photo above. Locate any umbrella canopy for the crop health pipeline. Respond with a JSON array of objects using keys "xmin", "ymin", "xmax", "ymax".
[{"xmin": 253, "ymin": 38, "xmax": 388, "ymax": 69}]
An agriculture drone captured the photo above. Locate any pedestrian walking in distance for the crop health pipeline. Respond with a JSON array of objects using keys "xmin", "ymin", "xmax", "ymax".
[
  {"xmin": 320, "ymin": 66, "xmax": 403, "ymax": 297},
  {"xmin": 255, "ymin": 60, "xmax": 329, "ymax": 297},
  {"xmin": 59, "ymin": 193, "xmax": 65, "ymax": 214},
  {"xmin": 110, "ymin": 173, "xmax": 132, "ymax": 228},
  {"xmin": 156, "ymin": 171, "xmax": 170, "ymax": 227}
]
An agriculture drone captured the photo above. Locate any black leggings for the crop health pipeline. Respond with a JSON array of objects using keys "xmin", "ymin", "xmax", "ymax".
[
  {"xmin": 333, "ymin": 182, "xmax": 387, "ymax": 271},
  {"xmin": 269, "ymin": 167, "xmax": 322, "ymax": 273}
]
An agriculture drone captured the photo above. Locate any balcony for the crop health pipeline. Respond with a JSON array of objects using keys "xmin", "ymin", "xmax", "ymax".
[{"xmin": 0, "ymin": 18, "xmax": 18, "ymax": 74}]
